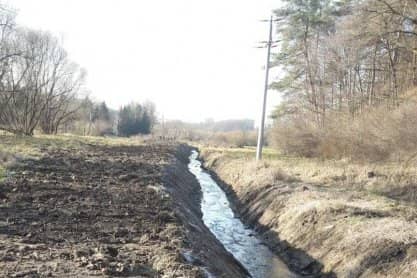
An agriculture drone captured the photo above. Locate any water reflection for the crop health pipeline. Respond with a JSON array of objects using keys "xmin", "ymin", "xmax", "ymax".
[{"xmin": 188, "ymin": 150, "xmax": 297, "ymax": 278}]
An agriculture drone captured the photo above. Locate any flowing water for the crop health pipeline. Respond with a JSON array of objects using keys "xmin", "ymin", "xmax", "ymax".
[{"xmin": 188, "ymin": 150, "xmax": 297, "ymax": 278}]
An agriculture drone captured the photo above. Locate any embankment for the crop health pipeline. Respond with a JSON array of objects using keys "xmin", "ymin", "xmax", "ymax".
[
  {"xmin": 200, "ymin": 148, "xmax": 417, "ymax": 277},
  {"xmin": 163, "ymin": 144, "xmax": 250, "ymax": 277}
]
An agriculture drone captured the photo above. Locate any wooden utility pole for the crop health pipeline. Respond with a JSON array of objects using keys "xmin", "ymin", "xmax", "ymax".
[{"xmin": 256, "ymin": 15, "xmax": 273, "ymax": 161}]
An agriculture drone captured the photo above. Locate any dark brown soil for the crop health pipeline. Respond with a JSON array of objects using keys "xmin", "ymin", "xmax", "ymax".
[{"xmin": 0, "ymin": 141, "xmax": 248, "ymax": 277}]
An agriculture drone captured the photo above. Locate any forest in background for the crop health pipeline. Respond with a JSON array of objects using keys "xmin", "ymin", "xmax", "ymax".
[
  {"xmin": 271, "ymin": 0, "xmax": 417, "ymax": 161},
  {"xmin": 153, "ymin": 119, "xmax": 258, "ymax": 147}
]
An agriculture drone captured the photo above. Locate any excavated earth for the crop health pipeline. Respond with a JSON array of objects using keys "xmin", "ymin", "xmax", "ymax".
[{"xmin": 0, "ymin": 141, "xmax": 248, "ymax": 277}]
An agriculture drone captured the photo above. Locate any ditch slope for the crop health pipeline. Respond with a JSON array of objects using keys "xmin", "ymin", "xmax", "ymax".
[{"xmin": 201, "ymin": 148, "xmax": 417, "ymax": 278}]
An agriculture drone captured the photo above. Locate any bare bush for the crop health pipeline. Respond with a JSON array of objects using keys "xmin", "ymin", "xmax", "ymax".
[
  {"xmin": 0, "ymin": 5, "xmax": 85, "ymax": 136},
  {"xmin": 208, "ymin": 130, "xmax": 258, "ymax": 148},
  {"xmin": 272, "ymin": 98, "xmax": 417, "ymax": 161}
]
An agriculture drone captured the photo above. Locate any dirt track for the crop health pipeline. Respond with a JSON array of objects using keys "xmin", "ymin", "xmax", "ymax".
[{"xmin": 0, "ymin": 140, "xmax": 248, "ymax": 277}]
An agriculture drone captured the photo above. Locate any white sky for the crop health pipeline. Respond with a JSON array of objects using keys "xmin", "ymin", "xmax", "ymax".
[{"xmin": 11, "ymin": 0, "xmax": 282, "ymax": 123}]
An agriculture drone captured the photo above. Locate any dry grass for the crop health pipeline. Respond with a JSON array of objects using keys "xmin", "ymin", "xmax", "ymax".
[
  {"xmin": 202, "ymin": 145, "xmax": 417, "ymax": 202},
  {"xmin": 271, "ymin": 93, "xmax": 417, "ymax": 162},
  {"xmin": 188, "ymin": 130, "xmax": 259, "ymax": 148},
  {"xmin": 200, "ymin": 147, "xmax": 417, "ymax": 277}
]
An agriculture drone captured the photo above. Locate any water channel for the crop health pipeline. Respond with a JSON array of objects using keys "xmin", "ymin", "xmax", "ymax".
[{"xmin": 188, "ymin": 150, "xmax": 297, "ymax": 278}]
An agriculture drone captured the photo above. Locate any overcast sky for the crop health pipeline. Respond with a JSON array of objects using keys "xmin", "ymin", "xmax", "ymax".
[{"xmin": 11, "ymin": 0, "xmax": 282, "ymax": 123}]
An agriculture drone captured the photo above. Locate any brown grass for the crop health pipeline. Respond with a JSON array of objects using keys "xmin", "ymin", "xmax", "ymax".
[
  {"xmin": 200, "ymin": 147, "xmax": 417, "ymax": 277},
  {"xmin": 201, "ymin": 130, "xmax": 258, "ymax": 148},
  {"xmin": 271, "ymin": 97, "xmax": 417, "ymax": 162},
  {"xmin": 200, "ymin": 146, "xmax": 417, "ymax": 201}
]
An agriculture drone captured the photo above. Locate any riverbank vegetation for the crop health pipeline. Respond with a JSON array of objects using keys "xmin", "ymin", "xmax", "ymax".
[
  {"xmin": 201, "ymin": 146, "xmax": 417, "ymax": 203},
  {"xmin": 200, "ymin": 146, "xmax": 417, "ymax": 276},
  {"xmin": 271, "ymin": 0, "xmax": 417, "ymax": 162}
]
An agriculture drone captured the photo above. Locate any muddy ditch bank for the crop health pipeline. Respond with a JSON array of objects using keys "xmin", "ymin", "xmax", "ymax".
[
  {"xmin": 0, "ymin": 142, "xmax": 248, "ymax": 277},
  {"xmin": 200, "ymin": 150, "xmax": 417, "ymax": 278}
]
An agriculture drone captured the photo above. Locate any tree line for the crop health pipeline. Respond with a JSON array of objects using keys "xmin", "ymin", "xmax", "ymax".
[
  {"xmin": 271, "ymin": 0, "xmax": 417, "ymax": 160},
  {"xmin": 0, "ymin": 4, "xmax": 156, "ymax": 137},
  {"xmin": 274, "ymin": 0, "xmax": 417, "ymax": 124},
  {"xmin": 117, "ymin": 102, "xmax": 156, "ymax": 137}
]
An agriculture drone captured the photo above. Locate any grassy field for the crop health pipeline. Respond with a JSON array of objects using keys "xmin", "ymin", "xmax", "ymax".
[{"xmin": 200, "ymin": 145, "xmax": 417, "ymax": 203}]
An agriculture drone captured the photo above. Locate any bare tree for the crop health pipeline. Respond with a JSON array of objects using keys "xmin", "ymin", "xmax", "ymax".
[
  {"xmin": 38, "ymin": 38, "xmax": 86, "ymax": 134},
  {"xmin": 0, "ymin": 5, "xmax": 86, "ymax": 135}
]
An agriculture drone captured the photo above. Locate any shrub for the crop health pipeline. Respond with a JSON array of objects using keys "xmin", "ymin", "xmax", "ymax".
[
  {"xmin": 208, "ymin": 131, "xmax": 258, "ymax": 148},
  {"xmin": 271, "ymin": 101, "xmax": 417, "ymax": 161}
]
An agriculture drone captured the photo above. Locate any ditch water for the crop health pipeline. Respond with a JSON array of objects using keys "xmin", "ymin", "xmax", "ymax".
[{"xmin": 188, "ymin": 150, "xmax": 297, "ymax": 278}]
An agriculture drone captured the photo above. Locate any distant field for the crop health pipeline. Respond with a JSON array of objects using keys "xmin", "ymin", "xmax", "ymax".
[
  {"xmin": 0, "ymin": 134, "xmax": 146, "ymax": 183},
  {"xmin": 199, "ymin": 145, "xmax": 281, "ymax": 160}
]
